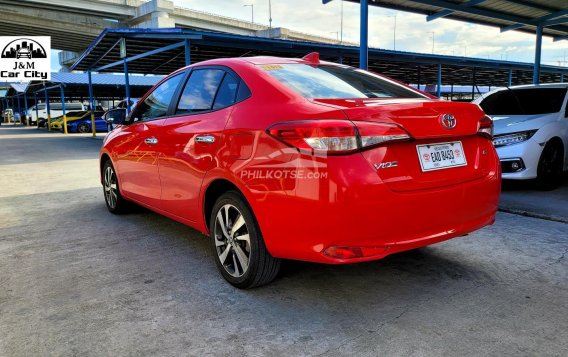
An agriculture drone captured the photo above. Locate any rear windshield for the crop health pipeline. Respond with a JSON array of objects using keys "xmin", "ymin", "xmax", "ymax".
[
  {"xmin": 260, "ymin": 64, "xmax": 425, "ymax": 99},
  {"xmin": 479, "ymin": 88, "xmax": 567, "ymax": 115}
]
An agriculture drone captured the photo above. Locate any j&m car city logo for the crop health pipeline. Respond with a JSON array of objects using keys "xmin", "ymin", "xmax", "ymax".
[{"xmin": 0, "ymin": 37, "xmax": 50, "ymax": 80}]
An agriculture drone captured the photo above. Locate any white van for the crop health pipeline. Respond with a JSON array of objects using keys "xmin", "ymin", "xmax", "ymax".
[{"xmin": 27, "ymin": 102, "xmax": 86, "ymax": 125}]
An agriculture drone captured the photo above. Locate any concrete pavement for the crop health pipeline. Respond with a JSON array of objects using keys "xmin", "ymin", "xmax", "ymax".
[
  {"xmin": 1, "ymin": 126, "xmax": 567, "ymax": 356},
  {"xmin": 500, "ymin": 178, "xmax": 568, "ymax": 223}
]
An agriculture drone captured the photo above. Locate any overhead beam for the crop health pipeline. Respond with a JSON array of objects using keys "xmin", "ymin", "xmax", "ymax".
[
  {"xmin": 426, "ymin": 0, "xmax": 487, "ymax": 22},
  {"xmin": 501, "ymin": 0, "xmax": 557, "ymax": 13},
  {"xmin": 544, "ymin": 17, "xmax": 568, "ymax": 27},
  {"xmin": 92, "ymin": 41, "xmax": 186, "ymax": 72},
  {"xmin": 401, "ymin": 0, "xmax": 531, "ymax": 24},
  {"xmin": 501, "ymin": 9, "xmax": 568, "ymax": 33}
]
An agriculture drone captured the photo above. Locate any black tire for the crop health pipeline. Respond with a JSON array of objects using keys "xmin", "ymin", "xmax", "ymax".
[
  {"xmin": 102, "ymin": 160, "xmax": 130, "ymax": 214},
  {"xmin": 78, "ymin": 122, "xmax": 90, "ymax": 133},
  {"xmin": 535, "ymin": 140, "xmax": 564, "ymax": 191},
  {"xmin": 210, "ymin": 191, "xmax": 281, "ymax": 288}
]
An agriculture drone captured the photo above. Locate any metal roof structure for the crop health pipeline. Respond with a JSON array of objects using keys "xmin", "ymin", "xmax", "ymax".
[
  {"xmin": 324, "ymin": 0, "xmax": 567, "ymax": 84},
  {"xmin": 335, "ymin": 0, "xmax": 568, "ymax": 40},
  {"xmin": 71, "ymin": 28, "xmax": 567, "ymax": 89},
  {"xmin": 9, "ymin": 83, "xmax": 30, "ymax": 94},
  {"xmin": 3, "ymin": 72, "xmax": 162, "ymax": 99},
  {"xmin": 48, "ymin": 72, "xmax": 163, "ymax": 87}
]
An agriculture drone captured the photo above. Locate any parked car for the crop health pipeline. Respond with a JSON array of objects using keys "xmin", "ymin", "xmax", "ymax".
[
  {"xmin": 49, "ymin": 111, "xmax": 88, "ymax": 130},
  {"xmin": 100, "ymin": 54, "xmax": 500, "ymax": 288},
  {"xmin": 29, "ymin": 102, "xmax": 86, "ymax": 126},
  {"xmin": 51, "ymin": 110, "xmax": 105, "ymax": 131},
  {"xmin": 66, "ymin": 115, "xmax": 108, "ymax": 133},
  {"xmin": 474, "ymin": 84, "xmax": 568, "ymax": 189}
]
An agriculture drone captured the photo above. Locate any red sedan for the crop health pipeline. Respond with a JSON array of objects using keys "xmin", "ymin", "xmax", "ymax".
[{"xmin": 100, "ymin": 53, "xmax": 500, "ymax": 288}]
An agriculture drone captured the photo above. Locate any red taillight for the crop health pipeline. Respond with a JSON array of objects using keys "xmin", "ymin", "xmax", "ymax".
[
  {"xmin": 267, "ymin": 120, "xmax": 411, "ymax": 155},
  {"xmin": 478, "ymin": 115, "xmax": 493, "ymax": 139}
]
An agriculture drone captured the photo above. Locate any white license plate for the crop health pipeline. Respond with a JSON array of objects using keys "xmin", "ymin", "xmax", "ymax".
[{"xmin": 416, "ymin": 141, "xmax": 467, "ymax": 172}]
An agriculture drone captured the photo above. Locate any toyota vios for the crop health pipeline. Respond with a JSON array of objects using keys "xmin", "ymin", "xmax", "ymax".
[{"xmin": 100, "ymin": 53, "xmax": 501, "ymax": 288}]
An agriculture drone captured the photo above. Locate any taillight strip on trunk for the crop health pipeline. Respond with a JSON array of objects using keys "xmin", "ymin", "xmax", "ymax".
[{"xmin": 267, "ymin": 120, "xmax": 412, "ymax": 155}]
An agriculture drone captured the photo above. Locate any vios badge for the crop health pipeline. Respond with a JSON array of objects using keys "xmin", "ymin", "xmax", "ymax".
[
  {"xmin": 374, "ymin": 161, "xmax": 398, "ymax": 170},
  {"xmin": 440, "ymin": 113, "xmax": 457, "ymax": 129}
]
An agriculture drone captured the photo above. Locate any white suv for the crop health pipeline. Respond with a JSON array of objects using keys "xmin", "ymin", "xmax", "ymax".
[{"xmin": 474, "ymin": 84, "xmax": 568, "ymax": 190}]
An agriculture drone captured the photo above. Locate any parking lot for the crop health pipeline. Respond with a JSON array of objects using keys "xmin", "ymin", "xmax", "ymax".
[{"xmin": 1, "ymin": 125, "xmax": 567, "ymax": 356}]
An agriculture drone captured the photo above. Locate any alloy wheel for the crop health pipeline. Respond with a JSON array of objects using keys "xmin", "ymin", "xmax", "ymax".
[
  {"xmin": 214, "ymin": 204, "xmax": 251, "ymax": 278},
  {"xmin": 104, "ymin": 166, "xmax": 118, "ymax": 209},
  {"xmin": 78, "ymin": 123, "xmax": 90, "ymax": 133}
]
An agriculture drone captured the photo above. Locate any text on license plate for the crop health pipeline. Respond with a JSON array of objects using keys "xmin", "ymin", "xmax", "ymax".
[{"xmin": 416, "ymin": 141, "xmax": 467, "ymax": 172}]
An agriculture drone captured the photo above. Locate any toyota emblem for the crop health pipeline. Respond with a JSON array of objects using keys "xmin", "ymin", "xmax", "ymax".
[{"xmin": 440, "ymin": 114, "xmax": 457, "ymax": 129}]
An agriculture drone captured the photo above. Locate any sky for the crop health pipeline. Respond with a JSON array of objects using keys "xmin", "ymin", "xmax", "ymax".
[
  {"xmin": 174, "ymin": 0, "xmax": 567, "ymax": 66},
  {"xmin": 51, "ymin": 0, "xmax": 567, "ymax": 71}
]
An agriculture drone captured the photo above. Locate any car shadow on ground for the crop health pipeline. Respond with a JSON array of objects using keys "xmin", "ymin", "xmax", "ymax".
[{"xmin": 106, "ymin": 201, "xmax": 495, "ymax": 304}]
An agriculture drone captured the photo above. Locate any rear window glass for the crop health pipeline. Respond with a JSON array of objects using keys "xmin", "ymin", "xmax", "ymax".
[
  {"xmin": 479, "ymin": 88, "xmax": 567, "ymax": 115},
  {"xmin": 260, "ymin": 64, "xmax": 424, "ymax": 99}
]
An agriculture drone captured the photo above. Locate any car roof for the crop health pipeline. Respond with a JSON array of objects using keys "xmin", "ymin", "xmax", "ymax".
[
  {"xmin": 174, "ymin": 56, "xmax": 342, "ymax": 73},
  {"xmin": 504, "ymin": 83, "xmax": 568, "ymax": 90}
]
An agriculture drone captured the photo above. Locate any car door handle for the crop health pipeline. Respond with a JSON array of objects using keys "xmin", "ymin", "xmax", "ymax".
[
  {"xmin": 195, "ymin": 135, "xmax": 215, "ymax": 144},
  {"xmin": 144, "ymin": 137, "xmax": 158, "ymax": 145}
]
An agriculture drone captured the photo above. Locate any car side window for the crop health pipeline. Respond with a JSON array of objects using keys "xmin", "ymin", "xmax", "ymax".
[
  {"xmin": 134, "ymin": 73, "xmax": 183, "ymax": 121},
  {"xmin": 236, "ymin": 81, "xmax": 252, "ymax": 102},
  {"xmin": 176, "ymin": 69, "xmax": 225, "ymax": 114},
  {"xmin": 213, "ymin": 73, "xmax": 239, "ymax": 110}
]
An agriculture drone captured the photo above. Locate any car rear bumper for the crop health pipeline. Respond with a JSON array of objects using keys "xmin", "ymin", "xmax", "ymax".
[{"xmin": 250, "ymin": 152, "xmax": 501, "ymax": 264}]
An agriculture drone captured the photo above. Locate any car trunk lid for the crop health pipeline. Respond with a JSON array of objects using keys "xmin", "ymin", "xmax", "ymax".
[{"xmin": 312, "ymin": 98, "xmax": 495, "ymax": 192}]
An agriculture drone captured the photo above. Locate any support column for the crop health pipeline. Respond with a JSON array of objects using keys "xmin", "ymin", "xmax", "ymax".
[
  {"xmin": 87, "ymin": 70, "xmax": 96, "ymax": 137},
  {"xmin": 184, "ymin": 39, "xmax": 191, "ymax": 67},
  {"xmin": 533, "ymin": 24, "xmax": 543, "ymax": 84},
  {"xmin": 34, "ymin": 93, "xmax": 39, "ymax": 128},
  {"xmin": 23, "ymin": 93, "xmax": 28, "ymax": 126},
  {"xmin": 360, "ymin": 0, "xmax": 368, "ymax": 70},
  {"xmin": 124, "ymin": 59, "xmax": 132, "ymax": 115},
  {"xmin": 60, "ymin": 85, "xmax": 68, "ymax": 134},
  {"xmin": 561, "ymin": 73, "xmax": 564, "ymax": 83},
  {"xmin": 472, "ymin": 68, "xmax": 476, "ymax": 101},
  {"xmin": 436, "ymin": 64, "xmax": 442, "ymax": 98},
  {"xmin": 417, "ymin": 66, "xmax": 421, "ymax": 91},
  {"xmin": 44, "ymin": 85, "xmax": 51, "ymax": 131},
  {"xmin": 16, "ymin": 95, "xmax": 21, "ymax": 124},
  {"xmin": 508, "ymin": 68, "xmax": 513, "ymax": 87}
]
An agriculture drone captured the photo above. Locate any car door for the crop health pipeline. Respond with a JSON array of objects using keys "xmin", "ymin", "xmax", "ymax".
[
  {"xmin": 159, "ymin": 67, "xmax": 244, "ymax": 222},
  {"xmin": 113, "ymin": 73, "xmax": 185, "ymax": 208}
]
